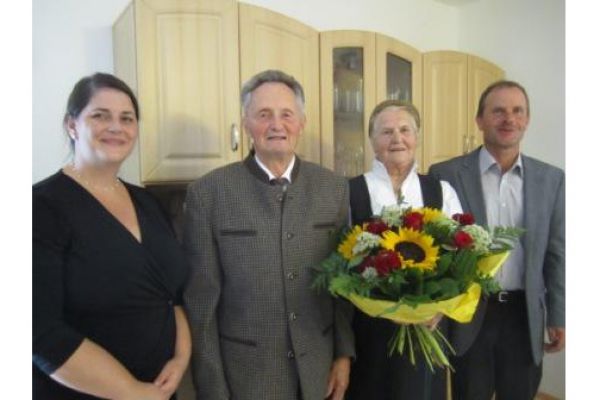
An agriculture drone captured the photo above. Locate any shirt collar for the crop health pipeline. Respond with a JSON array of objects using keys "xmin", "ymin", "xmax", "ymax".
[
  {"xmin": 254, "ymin": 154, "xmax": 296, "ymax": 183},
  {"xmin": 479, "ymin": 146, "xmax": 523, "ymax": 175}
]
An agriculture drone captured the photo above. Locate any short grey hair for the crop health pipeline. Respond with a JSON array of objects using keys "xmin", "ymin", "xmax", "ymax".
[
  {"xmin": 368, "ymin": 99, "xmax": 421, "ymax": 137},
  {"xmin": 240, "ymin": 69, "xmax": 305, "ymax": 115}
]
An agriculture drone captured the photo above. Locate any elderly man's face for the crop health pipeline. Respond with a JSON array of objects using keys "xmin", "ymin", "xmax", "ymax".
[{"xmin": 243, "ymin": 82, "xmax": 305, "ymax": 162}]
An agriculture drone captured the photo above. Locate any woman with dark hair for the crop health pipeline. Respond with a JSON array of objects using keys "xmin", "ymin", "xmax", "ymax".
[
  {"xmin": 33, "ymin": 72, "xmax": 191, "ymax": 399},
  {"xmin": 345, "ymin": 100, "xmax": 463, "ymax": 400}
]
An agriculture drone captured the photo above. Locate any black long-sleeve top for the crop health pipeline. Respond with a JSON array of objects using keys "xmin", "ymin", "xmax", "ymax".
[{"xmin": 33, "ymin": 171, "xmax": 189, "ymax": 399}]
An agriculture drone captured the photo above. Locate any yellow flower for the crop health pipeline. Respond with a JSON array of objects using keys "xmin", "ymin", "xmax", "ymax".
[
  {"xmin": 338, "ymin": 225, "xmax": 364, "ymax": 260},
  {"xmin": 421, "ymin": 207, "xmax": 445, "ymax": 223},
  {"xmin": 380, "ymin": 228, "xmax": 439, "ymax": 270}
]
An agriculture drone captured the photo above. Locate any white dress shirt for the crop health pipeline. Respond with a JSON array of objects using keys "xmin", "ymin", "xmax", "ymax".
[
  {"xmin": 479, "ymin": 146, "xmax": 525, "ymax": 290},
  {"xmin": 364, "ymin": 159, "xmax": 463, "ymax": 216},
  {"xmin": 255, "ymin": 154, "xmax": 296, "ymax": 183}
]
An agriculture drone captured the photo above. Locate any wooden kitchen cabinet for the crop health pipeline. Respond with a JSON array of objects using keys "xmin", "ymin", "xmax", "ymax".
[
  {"xmin": 113, "ymin": 0, "xmax": 320, "ymax": 184},
  {"xmin": 239, "ymin": 3, "xmax": 320, "ymax": 163},
  {"xmin": 468, "ymin": 54, "xmax": 506, "ymax": 150},
  {"xmin": 422, "ymin": 51, "xmax": 504, "ymax": 171},
  {"xmin": 113, "ymin": 0, "xmax": 241, "ymax": 184},
  {"xmin": 320, "ymin": 30, "xmax": 422, "ymax": 177}
]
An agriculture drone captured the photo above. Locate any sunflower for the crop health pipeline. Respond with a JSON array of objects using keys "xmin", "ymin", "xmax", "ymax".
[
  {"xmin": 420, "ymin": 207, "xmax": 445, "ymax": 223},
  {"xmin": 380, "ymin": 228, "xmax": 439, "ymax": 270},
  {"xmin": 338, "ymin": 225, "xmax": 364, "ymax": 260}
]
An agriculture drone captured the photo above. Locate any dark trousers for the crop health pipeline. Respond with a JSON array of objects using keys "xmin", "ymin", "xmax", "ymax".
[
  {"xmin": 452, "ymin": 292, "xmax": 542, "ymax": 400},
  {"xmin": 347, "ymin": 311, "xmax": 447, "ymax": 400}
]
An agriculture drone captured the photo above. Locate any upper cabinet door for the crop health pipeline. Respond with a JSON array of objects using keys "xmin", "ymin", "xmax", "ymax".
[
  {"xmin": 375, "ymin": 34, "xmax": 423, "ymax": 170},
  {"xmin": 320, "ymin": 31, "xmax": 422, "ymax": 177},
  {"xmin": 468, "ymin": 55, "xmax": 504, "ymax": 150},
  {"xmin": 114, "ymin": 0, "xmax": 241, "ymax": 184},
  {"xmin": 320, "ymin": 31, "xmax": 377, "ymax": 177},
  {"xmin": 239, "ymin": 4, "xmax": 320, "ymax": 164},
  {"xmin": 375, "ymin": 34, "xmax": 422, "ymax": 108},
  {"xmin": 422, "ymin": 51, "xmax": 469, "ymax": 171}
]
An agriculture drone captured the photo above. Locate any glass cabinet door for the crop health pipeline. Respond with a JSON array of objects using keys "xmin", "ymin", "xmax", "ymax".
[
  {"xmin": 386, "ymin": 53, "xmax": 412, "ymax": 101},
  {"xmin": 319, "ymin": 31, "xmax": 376, "ymax": 176},
  {"xmin": 321, "ymin": 32, "xmax": 422, "ymax": 175},
  {"xmin": 333, "ymin": 48, "xmax": 365, "ymax": 177},
  {"xmin": 376, "ymin": 34, "xmax": 423, "ymax": 170}
]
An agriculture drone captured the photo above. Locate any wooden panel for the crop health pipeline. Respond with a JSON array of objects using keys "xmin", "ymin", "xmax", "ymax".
[
  {"xmin": 422, "ymin": 51, "xmax": 468, "ymax": 171},
  {"xmin": 320, "ymin": 31, "xmax": 377, "ymax": 172},
  {"xmin": 239, "ymin": 3, "xmax": 320, "ymax": 163},
  {"xmin": 133, "ymin": 0, "xmax": 240, "ymax": 183},
  {"xmin": 113, "ymin": 3, "xmax": 141, "ymax": 185},
  {"xmin": 468, "ymin": 55, "xmax": 505, "ymax": 150}
]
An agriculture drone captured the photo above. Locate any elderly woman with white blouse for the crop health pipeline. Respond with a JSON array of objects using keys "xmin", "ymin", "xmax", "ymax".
[{"xmin": 346, "ymin": 100, "xmax": 462, "ymax": 400}]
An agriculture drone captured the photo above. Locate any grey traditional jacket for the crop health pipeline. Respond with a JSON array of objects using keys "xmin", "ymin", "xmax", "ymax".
[
  {"xmin": 429, "ymin": 147, "xmax": 565, "ymax": 365},
  {"xmin": 183, "ymin": 155, "xmax": 355, "ymax": 399}
]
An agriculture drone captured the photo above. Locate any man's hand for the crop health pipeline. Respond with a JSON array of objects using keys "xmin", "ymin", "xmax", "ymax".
[
  {"xmin": 544, "ymin": 326, "xmax": 565, "ymax": 353},
  {"xmin": 325, "ymin": 356, "xmax": 351, "ymax": 400}
]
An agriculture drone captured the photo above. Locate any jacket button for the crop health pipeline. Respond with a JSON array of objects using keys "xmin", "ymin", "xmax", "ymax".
[
  {"xmin": 287, "ymin": 272, "xmax": 296, "ymax": 280},
  {"xmin": 286, "ymin": 232, "xmax": 294, "ymax": 240},
  {"xmin": 289, "ymin": 312, "xmax": 297, "ymax": 321},
  {"xmin": 287, "ymin": 350, "xmax": 295, "ymax": 359}
]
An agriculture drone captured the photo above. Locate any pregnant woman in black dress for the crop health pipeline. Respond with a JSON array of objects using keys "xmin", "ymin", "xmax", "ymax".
[{"xmin": 33, "ymin": 73, "xmax": 191, "ymax": 399}]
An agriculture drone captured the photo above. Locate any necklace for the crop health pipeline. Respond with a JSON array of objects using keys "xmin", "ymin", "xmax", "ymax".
[{"xmin": 69, "ymin": 164, "xmax": 122, "ymax": 192}]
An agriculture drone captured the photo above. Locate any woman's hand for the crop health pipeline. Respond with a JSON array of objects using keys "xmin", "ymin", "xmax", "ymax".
[
  {"xmin": 153, "ymin": 306, "xmax": 192, "ymax": 396},
  {"xmin": 421, "ymin": 313, "xmax": 443, "ymax": 331},
  {"xmin": 153, "ymin": 357, "xmax": 188, "ymax": 397}
]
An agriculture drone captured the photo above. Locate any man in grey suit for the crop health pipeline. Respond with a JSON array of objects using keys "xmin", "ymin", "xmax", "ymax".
[
  {"xmin": 429, "ymin": 80, "xmax": 565, "ymax": 400},
  {"xmin": 183, "ymin": 70, "xmax": 354, "ymax": 400}
]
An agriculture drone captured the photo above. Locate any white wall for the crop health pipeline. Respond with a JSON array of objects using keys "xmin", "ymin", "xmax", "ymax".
[
  {"xmin": 242, "ymin": 0, "xmax": 461, "ymax": 51},
  {"xmin": 32, "ymin": 0, "xmax": 130, "ymax": 183},
  {"xmin": 458, "ymin": 0, "xmax": 565, "ymax": 169},
  {"xmin": 32, "ymin": 0, "xmax": 565, "ymax": 397}
]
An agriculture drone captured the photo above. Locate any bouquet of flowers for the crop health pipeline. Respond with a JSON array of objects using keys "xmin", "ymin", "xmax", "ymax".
[{"xmin": 313, "ymin": 204, "xmax": 522, "ymax": 370}]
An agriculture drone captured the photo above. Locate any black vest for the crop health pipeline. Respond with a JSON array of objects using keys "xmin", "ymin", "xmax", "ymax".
[{"xmin": 349, "ymin": 173, "xmax": 443, "ymax": 225}]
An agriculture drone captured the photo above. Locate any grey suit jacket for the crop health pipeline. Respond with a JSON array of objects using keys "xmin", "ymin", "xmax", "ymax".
[
  {"xmin": 429, "ymin": 147, "xmax": 565, "ymax": 365},
  {"xmin": 183, "ymin": 156, "xmax": 355, "ymax": 400}
]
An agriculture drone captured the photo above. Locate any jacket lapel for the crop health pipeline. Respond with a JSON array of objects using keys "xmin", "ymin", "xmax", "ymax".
[
  {"xmin": 522, "ymin": 155, "xmax": 540, "ymax": 282},
  {"xmin": 458, "ymin": 149, "xmax": 488, "ymax": 225}
]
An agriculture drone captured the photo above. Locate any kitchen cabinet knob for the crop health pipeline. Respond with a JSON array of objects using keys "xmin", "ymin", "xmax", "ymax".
[{"xmin": 231, "ymin": 123, "xmax": 240, "ymax": 152}]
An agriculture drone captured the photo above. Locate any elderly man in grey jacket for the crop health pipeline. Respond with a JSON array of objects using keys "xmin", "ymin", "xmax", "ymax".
[
  {"xmin": 429, "ymin": 80, "xmax": 565, "ymax": 400},
  {"xmin": 183, "ymin": 69, "xmax": 355, "ymax": 400}
]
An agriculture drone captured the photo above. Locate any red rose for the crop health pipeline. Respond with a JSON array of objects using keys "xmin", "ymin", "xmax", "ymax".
[
  {"xmin": 372, "ymin": 249, "xmax": 402, "ymax": 276},
  {"xmin": 365, "ymin": 220, "xmax": 390, "ymax": 235},
  {"xmin": 453, "ymin": 230, "xmax": 473, "ymax": 249},
  {"xmin": 403, "ymin": 212, "xmax": 424, "ymax": 230},
  {"xmin": 452, "ymin": 213, "xmax": 475, "ymax": 225}
]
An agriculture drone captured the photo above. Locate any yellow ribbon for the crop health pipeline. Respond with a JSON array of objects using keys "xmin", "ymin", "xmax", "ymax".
[{"xmin": 340, "ymin": 251, "xmax": 510, "ymax": 324}]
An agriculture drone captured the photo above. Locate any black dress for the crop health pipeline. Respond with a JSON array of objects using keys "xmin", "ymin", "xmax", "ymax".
[
  {"xmin": 32, "ymin": 171, "xmax": 189, "ymax": 399},
  {"xmin": 345, "ymin": 174, "xmax": 448, "ymax": 400}
]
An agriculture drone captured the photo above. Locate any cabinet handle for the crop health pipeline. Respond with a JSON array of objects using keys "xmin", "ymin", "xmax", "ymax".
[
  {"xmin": 463, "ymin": 135, "xmax": 469, "ymax": 154},
  {"xmin": 468, "ymin": 135, "xmax": 474, "ymax": 151},
  {"xmin": 230, "ymin": 123, "xmax": 240, "ymax": 152}
]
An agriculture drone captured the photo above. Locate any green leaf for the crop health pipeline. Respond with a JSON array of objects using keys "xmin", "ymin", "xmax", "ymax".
[
  {"xmin": 437, "ymin": 278, "xmax": 460, "ymax": 299},
  {"xmin": 424, "ymin": 281, "xmax": 441, "ymax": 297},
  {"xmin": 347, "ymin": 255, "xmax": 366, "ymax": 270}
]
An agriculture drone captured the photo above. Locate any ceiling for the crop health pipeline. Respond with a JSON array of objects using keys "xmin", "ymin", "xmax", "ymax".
[{"xmin": 432, "ymin": 0, "xmax": 480, "ymax": 6}]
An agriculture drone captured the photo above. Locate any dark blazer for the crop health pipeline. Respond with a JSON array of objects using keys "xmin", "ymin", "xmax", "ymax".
[
  {"xmin": 429, "ymin": 147, "xmax": 565, "ymax": 365},
  {"xmin": 183, "ymin": 156, "xmax": 355, "ymax": 400}
]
